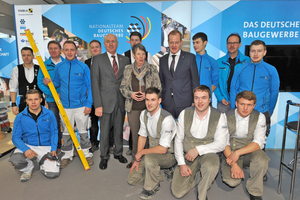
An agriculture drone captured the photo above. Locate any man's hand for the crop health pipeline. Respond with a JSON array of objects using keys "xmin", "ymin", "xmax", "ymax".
[
  {"xmin": 231, "ymin": 163, "xmax": 245, "ymax": 179},
  {"xmin": 84, "ymin": 107, "xmax": 91, "ymax": 115},
  {"xmin": 12, "ymin": 106, "xmax": 19, "ymax": 115},
  {"xmin": 129, "ymin": 161, "xmax": 140, "ymax": 173},
  {"xmin": 179, "ymin": 164, "xmax": 192, "ymax": 177},
  {"xmin": 51, "ymin": 150, "xmax": 57, "ymax": 157},
  {"xmin": 135, "ymin": 151, "xmax": 143, "ymax": 162},
  {"xmin": 95, "ymin": 107, "xmax": 103, "ymax": 117},
  {"xmin": 221, "ymin": 99, "xmax": 229, "ymax": 106},
  {"xmin": 24, "ymin": 149, "xmax": 37, "ymax": 159},
  {"xmin": 185, "ymin": 148, "xmax": 198, "ymax": 162},
  {"xmin": 226, "ymin": 151, "xmax": 240, "ymax": 166},
  {"xmin": 43, "ymin": 77, "xmax": 52, "ymax": 86}
]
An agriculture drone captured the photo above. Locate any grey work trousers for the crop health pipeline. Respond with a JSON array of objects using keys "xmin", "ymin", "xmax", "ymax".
[
  {"xmin": 128, "ymin": 153, "xmax": 176, "ymax": 191},
  {"xmin": 171, "ymin": 153, "xmax": 219, "ymax": 200},
  {"xmin": 221, "ymin": 150, "xmax": 270, "ymax": 196}
]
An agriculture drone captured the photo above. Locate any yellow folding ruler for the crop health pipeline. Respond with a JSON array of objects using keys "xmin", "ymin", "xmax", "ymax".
[{"xmin": 25, "ymin": 29, "xmax": 90, "ymax": 170}]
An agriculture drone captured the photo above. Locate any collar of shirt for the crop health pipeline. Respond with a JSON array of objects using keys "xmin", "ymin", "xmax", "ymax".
[
  {"xmin": 234, "ymin": 109, "xmax": 249, "ymax": 138},
  {"xmin": 168, "ymin": 50, "xmax": 181, "ymax": 71},
  {"xmin": 190, "ymin": 107, "xmax": 211, "ymax": 139},
  {"xmin": 147, "ymin": 107, "xmax": 161, "ymax": 119},
  {"xmin": 235, "ymin": 109, "xmax": 250, "ymax": 122},
  {"xmin": 146, "ymin": 108, "xmax": 161, "ymax": 138},
  {"xmin": 106, "ymin": 51, "xmax": 119, "ymax": 67},
  {"xmin": 51, "ymin": 57, "xmax": 62, "ymax": 65}
]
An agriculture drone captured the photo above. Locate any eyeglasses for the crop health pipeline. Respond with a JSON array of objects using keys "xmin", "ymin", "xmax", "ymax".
[
  {"xmin": 227, "ymin": 42, "xmax": 240, "ymax": 46},
  {"xmin": 169, "ymin": 41, "xmax": 181, "ymax": 45}
]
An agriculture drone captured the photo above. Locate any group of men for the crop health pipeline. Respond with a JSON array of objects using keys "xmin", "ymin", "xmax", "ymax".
[{"xmin": 8, "ymin": 29, "xmax": 279, "ymax": 200}]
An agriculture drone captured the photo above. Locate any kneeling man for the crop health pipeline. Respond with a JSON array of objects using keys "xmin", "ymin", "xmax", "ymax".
[
  {"xmin": 221, "ymin": 91, "xmax": 269, "ymax": 200},
  {"xmin": 172, "ymin": 85, "xmax": 228, "ymax": 200},
  {"xmin": 128, "ymin": 87, "xmax": 176, "ymax": 199},
  {"xmin": 9, "ymin": 89, "xmax": 59, "ymax": 182}
]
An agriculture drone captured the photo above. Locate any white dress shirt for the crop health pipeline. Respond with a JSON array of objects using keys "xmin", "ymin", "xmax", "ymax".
[
  {"xmin": 168, "ymin": 50, "xmax": 181, "ymax": 72},
  {"xmin": 138, "ymin": 108, "xmax": 176, "ymax": 148},
  {"xmin": 175, "ymin": 107, "xmax": 229, "ymax": 165},
  {"xmin": 51, "ymin": 57, "xmax": 62, "ymax": 65},
  {"xmin": 226, "ymin": 109, "xmax": 267, "ymax": 149},
  {"xmin": 9, "ymin": 65, "xmax": 35, "ymax": 93},
  {"xmin": 106, "ymin": 52, "xmax": 119, "ymax": 68}
]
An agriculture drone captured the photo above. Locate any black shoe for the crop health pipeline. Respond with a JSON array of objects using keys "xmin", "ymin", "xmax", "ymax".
[
  {"xmin": 89, "ymin": 144, "xmax": 99, "ymax": 153},
  {"xmin": 99, "ymin": 159, "xmax": 108, "ymax": 170},
  {"xmin": 140, "ymin": 183, "xmax": 161, "ymax": 199},
  {"xmin": 250, "ymin": 194, "xmax": 262, "ymax": 200},
  {"xmin": 263, "ymin": 174, "xmax": 267, "ymax": 181},
  {"xmin": 126, "ymin": 162, "xmax": 133, "ymax": 168},
  {"xmin": 114, "ymin": 155, "xmax": 128, "ymax": 163}
]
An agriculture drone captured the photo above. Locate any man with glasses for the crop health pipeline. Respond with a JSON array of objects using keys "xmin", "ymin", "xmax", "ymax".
[{"xmin": 214, "ymin": 33, "xmax": 250, "ymax": 113}]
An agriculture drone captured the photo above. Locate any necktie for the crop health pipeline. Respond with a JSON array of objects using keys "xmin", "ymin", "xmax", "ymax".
[
  {"xmin": 112, "ymin": 55, "xmax": 119, "ymax": 79},
  {"xmin": 170, "ymin": 55, "xmax": 176, "ymax": 76}
]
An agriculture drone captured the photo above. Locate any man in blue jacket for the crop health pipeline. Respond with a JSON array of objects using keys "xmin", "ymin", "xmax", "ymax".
[
  {"xmin": 230, "ymin": 40, "xmax": 280, "ymax": 137},
  {"xmin": 214, "ymin": 33, "xmax": 250, "ymax": 112},
  {"xmin": 37, "ymin": 41, "xmax": 64, "ymax": 151},
  {"xmin": 44, "ymin": 41, "xmax": 93, "ymax": 169},
  {"xmin": 9, "ymin": 89, "xmax": 59, "ymax": 182},
  {"xmin": 192, "ymin": 32, "xmax": 219, "ymax": 95}
]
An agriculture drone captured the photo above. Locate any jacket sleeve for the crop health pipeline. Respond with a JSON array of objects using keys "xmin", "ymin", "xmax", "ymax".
[
  {"xmin": 48, "ymin": 111, "xmax": 58, "ymax": 152},
  {"xmin": 190, "ymin": 54, "xmax": 200, "ymax": 90},
  {"xmin": 84, "ymin": 65, "xmax": 93, "ymax": 108},
  {"xmin": 120, "ymin": 65, "xmax": 133, "ymax": 99},
  {"xmin": 230, "ymin": 69, "xmax": 240, "ymax": 109},
  {"xmin": 12, "ymin": 115, "xmax": 30, "ymax": 153},
  {"xmin": 211, "ymin": 59, "xmax": 219, "ymax": 87},
  {"xmin": 159, "ymin": 58, "xmax": 164, "ymax": 90},
  {"xmin": 269, "ymin": 67, "xmax": 280, "ymax": 115},
  {"xmin": 37, "ymin": 67, "xmax": 52, "ymax": 97},
  {"xmin": 91, "ymin": 56, "xmax": 103, "ymax": 108},
  {"xmin": 52, "ymin": 65, "xmax": 61, "ymax": 89}
]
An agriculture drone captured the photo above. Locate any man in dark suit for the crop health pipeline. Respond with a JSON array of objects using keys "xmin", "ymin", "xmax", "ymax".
[
  {"xmin": 159, "ymin": 30, "xmax": 199, "ymax": 119},
  {"xmin": 91, "ymin": 34, "xmax": 130, "ymax": 170}
]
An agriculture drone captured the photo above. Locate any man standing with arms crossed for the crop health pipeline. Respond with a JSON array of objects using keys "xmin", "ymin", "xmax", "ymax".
[
  {"xmin": 91, "ymin": 34, "xmax": 130, "ymax": 170},
  {"xmin": 214, "ymin": 33, "xmax": 250, "ymax": 112}
]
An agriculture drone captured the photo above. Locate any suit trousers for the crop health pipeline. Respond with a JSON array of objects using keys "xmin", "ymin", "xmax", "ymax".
[
  {"xmin": 61, "ymin": 107, "xmax": 92, "ymax": 160},
  {"xmin": 89, "ymin": 105, "xmax": 100, "ymax": 146},
  {"xmin": 221, "ymin": 150, "xmax": 270, "ymax": 196},
  {"xmin": 100, "ymin": 104, "xmax": 125, "ymax": 159},
  {"xmin": 127, "ymin": 110, "xmax": 142, "ymax": 159},
  {"xmin": 127, "ymin": 153, "xmax": 176, "ymax": 191},
  {"xmin": 163, "ymin": 98, "xmax": 186, "ymax": 119},
  {"xmin": 171, "ymin": 153, "xmax": 219, "ymax": 200}
]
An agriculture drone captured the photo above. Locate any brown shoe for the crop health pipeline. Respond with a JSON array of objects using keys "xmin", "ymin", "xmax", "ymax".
[
  {"xmin": 86, "ymin": 157, "xmax": 94, "ymax": 166},
  {"xmin": 60, "ymin": 158, "xmax": 72, "ymax": 169},
  {"xmin": 126, "ymin": 162, "xmax": 133, "ymax": 168}
]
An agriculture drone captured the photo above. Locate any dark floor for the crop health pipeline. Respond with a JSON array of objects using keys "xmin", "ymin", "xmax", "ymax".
[{"xmin": 0, "ymin": 148, "xmax": 299, "ymax": 200}]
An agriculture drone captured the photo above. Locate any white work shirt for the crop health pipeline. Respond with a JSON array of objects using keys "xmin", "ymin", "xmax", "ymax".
[
  {"xmin": 106, "ymin": 52, "xmax": 119, "ymax": 68},
  {"xmin": 122, "ymin": 50, "xmax": 153, "ymax": 64},
  {"xmin": 226, "ymin": 109, "xmax": 267, "ymax": 149},
  {"xmin": 175, "ymin": 107, "xmax": 229, "ymax": 165},
  {"xmin": 138, "ymin": 108, "xmax": 176, "ymax": 148},
  {"xmin": 9, "ymin": 65, "xmax": 35, "ymax": 93},
  {"xmin": 168, "ymin": 50, "xmax": 181, "ymax": 72},
  {"xmin": 51, "ymin": 57, "xmax": 62, "ymax": 65}
]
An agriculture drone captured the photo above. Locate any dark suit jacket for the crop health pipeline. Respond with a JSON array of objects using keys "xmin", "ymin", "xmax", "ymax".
[
  {"xmin": 85, "ymin": 57, "xmax": 92, "ymax": 68},
  {"xmin": 159, "ymin": 51, "xmax": 199, "ymax": 108},
  {"xmin": 91, "ymin": 52, "xmax": 129, "ymax": 114}
]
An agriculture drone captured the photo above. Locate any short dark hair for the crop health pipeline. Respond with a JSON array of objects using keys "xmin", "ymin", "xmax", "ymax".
[
  {"xmin": 21, "ymin": 47, "xmax": 33, "ymax": 55},
  {"xmin": 130, "ymin": 32, "xmax": 142, "ymax": 41},
  {"xmin": 193, "ymin": 85, "xmax": 211, "ymax": 99},
  {"xmin": 168, "ymin": 30, "xmax": 182, "ymax": 41},
  {"xmin": 236, "ymin": 91, "xmax": 257, "ymax": 104},
  {"xmin": 145, "ymin": 87, "xmax": 161, "ymax": 98},
  {"xmin": 26, "ymin": 89, "xmax": 42, "ymax": 99},
  {"xmin": 132, "ymin": 43, "xmax": 147, "ymax": 55},
  {"xmin": 47, "ymin": 40, "xmax": 61, "ymax": 50},
  {"xmin": 89, "ymin": 40, "xmax": 101, "ymax": 47},
  {"xmin": 63, "ymin": 40, "xmax": 77, "ymax": 50},
  {"xmin": 192, "ymin": 32, "xmax": 207, "ymax": 42},
  {"xmin": 227, "ymin": 33, "xmax": 241, "ymax": 43},
  {"xmin": 250, "ymin": 40, "xmax": 266, "ymax": 50}
]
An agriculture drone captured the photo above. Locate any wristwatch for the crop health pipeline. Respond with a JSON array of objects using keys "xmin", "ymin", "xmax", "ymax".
[{"xmin": 12, "ymin": 102, "xmax": 17, "ymax": 107}]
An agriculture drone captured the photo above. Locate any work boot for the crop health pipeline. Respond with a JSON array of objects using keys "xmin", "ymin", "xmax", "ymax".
[
  {"xmin": 60, "ymin": 158, "xmax": 72, "ymax": 169},
  {"xmin": 20, "ymin": 172, "xmax": 32, "ymax": 182}
]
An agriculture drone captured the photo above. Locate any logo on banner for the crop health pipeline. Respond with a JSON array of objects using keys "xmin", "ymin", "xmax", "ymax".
[
  {"xmin": 18, "ymin": 8, "xmax": 33, "ymax": 15},
  {"xmin": 126, "ymin": 16, "xmax": 151, "ymax": 43},
  {"xmin": 20, "ymin": 19, "xmax": 25, "ymax": 24}
]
